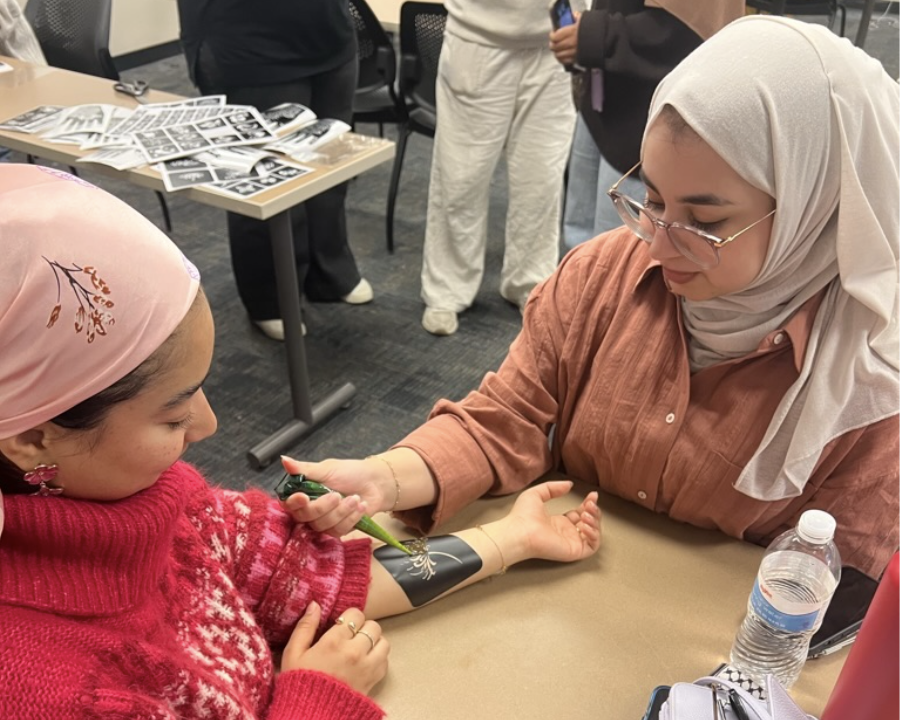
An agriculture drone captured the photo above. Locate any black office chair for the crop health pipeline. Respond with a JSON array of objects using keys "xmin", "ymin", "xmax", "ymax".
[
  {"xmin": 24, "ymin": 0, "xmax": 173, "ymax": 233},
  {"xmin": 384, "ymin": 1, "xmax": 447, "ymax": 254},
  {"xmin": 349, "ymin": 0, "xmax": 407, "ymax": 137},
  {"xmin": 746, "ymin": 0, "xmax": 846, "ymax": 36}
]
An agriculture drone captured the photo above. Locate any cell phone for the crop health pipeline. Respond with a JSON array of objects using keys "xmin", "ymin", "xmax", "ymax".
[
  {"xmin": 806, "ymin": 566, "xmax": 876, "ymax": 657},
  {"xmin": 549, "ymin": 0, "xmax": 576, "ymax": 30},
  {"xmin": 808, "ymin": 619, "xmax": 862, "ymax": 658},
  {"xmin": 642, "ymin": 685, "xmax": 670, "ymax": 720}
]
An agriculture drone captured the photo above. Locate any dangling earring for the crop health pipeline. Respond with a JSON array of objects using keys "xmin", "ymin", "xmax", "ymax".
[{"xmin": 23, "ymin": 463, "xmax": 63, "ymax": 496}]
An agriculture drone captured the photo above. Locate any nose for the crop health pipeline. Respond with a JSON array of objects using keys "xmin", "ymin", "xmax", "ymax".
[
  {"xmin": 186, "ymin": 389, "xmax": 218, "ymax": 442},
  {"xmin": 646, "ymin": 223, "xmax": 682, "ymax": 263}
]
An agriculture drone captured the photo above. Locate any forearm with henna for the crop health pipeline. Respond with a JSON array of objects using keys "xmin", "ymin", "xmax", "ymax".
[{"xmin": 363, "ymin": 522, "xmax": 527, "ymax": 619}]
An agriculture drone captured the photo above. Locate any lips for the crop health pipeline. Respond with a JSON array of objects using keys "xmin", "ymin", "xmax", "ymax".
[{"xmin": 662, "ymin": 267, "xmax": 699, "ymax": 286}]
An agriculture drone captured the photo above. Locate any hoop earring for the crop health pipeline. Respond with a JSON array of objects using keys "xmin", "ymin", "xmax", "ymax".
[{"xmin": 23, "ymin": 463, "xmax": 63, "ymax": 496}]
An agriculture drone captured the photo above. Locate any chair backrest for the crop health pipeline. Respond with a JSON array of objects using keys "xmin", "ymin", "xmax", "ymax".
[
  {"xmin": 24, "ymin": 0, "xmax": 118, "ymax": 79},
  {"xmin": 398, "ymin": 1, "xmax": 447, "ymax": 115},
  {"xmin": 348, "ymin": 0, "xmax": 397, "ymax": 95}
]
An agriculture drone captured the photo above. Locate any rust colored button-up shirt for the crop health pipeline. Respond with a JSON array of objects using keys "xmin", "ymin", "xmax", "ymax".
[{"xmin": 397, "ymin": 228, "xmax": 899, "ymax": 579}]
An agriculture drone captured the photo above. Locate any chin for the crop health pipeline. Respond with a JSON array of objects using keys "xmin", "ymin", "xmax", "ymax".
[{"xmin": 677, "ymin": 289, "xmax": 717, "ymax": 302}]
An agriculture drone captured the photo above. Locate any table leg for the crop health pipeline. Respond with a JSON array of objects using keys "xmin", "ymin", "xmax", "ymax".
[
  {"xmin": 247, "ymin": 209, "xmax": 357, "ymax": 468},
  {"xmin": 855, "ymin": 0, "xmax": 877, "ymax": 47}
]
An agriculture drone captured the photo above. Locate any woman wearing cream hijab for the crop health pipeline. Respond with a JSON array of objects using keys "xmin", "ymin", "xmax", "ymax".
[{"xmin": 288, "ymin": 17, "xmax": 899, "ymax": 635}]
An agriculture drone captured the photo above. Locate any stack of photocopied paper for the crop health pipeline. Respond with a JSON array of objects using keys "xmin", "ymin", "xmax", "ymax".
[{"xmin": 0, "ymin": 97, "xmax": 352, "ymax": 198}]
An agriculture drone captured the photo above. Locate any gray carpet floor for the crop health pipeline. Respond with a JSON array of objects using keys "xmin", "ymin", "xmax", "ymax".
[{"xmin": 8, "ymin": 8, "xmax": 898, "ymax": 496}]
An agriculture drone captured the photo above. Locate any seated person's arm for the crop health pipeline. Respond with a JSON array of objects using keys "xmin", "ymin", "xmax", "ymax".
[{"xmin": 364, "ymin": 481, "xmax": 601, "ymax": 618}]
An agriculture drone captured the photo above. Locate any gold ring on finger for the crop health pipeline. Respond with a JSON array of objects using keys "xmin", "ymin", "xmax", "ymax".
[
  {"xmin": 356, "ymin": 629, "xmax": 377, "ymax": 651},
  {"xmin": 346, "ymin": 620, "xmax": 358, "ymax": 637},
  {"xmin": 335, "ymin": 616, "xmax": 345, "ymax": 625}
]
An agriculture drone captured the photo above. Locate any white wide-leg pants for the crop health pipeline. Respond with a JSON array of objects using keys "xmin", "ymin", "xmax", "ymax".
[{"xmin": 421, "ymin": 33, "xmax": 575, "ymax": 313}]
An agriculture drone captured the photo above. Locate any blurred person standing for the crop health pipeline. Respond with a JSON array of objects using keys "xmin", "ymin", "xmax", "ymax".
[
  {"xmin": 551, "ymin": 1, "xmax": 744, "ymax": 248},
  {"xmin": 0, "ymin": 0, "xmax": 46, "ymax": 162},
  {"xmin": 420, "ymin": 0, "xmax": 576, "ymax": 336},
  {"xmin": 177, "ymin": 0, "xmax": 373, "ymax": 341}
]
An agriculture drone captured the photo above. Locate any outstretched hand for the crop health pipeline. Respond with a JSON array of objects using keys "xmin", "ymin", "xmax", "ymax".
[{"xmin": 502, "ymin": 480, "xmax": 601, "ymax": 564}]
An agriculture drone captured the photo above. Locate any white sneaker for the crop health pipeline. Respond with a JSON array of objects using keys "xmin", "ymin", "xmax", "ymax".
[
  {"xmin": 254, "ymin": 319, "xmax": 307, "ymax": 341},
  {"xmin": 422, "ymin": 308, "xmax": 458, "ymax": 336},
  {"xmin": 342, "ymin": 278, "xmax": 374, "ymax": 305}
]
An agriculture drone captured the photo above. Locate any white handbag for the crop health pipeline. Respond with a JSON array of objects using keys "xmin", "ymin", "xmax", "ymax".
[{"xmin": 659, "ymin": 675, "xmax": 818, "ymax": 720}]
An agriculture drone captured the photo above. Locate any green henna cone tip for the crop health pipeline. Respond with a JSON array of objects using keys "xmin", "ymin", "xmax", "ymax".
[{"xmin": 276, "ymin": 474, "xmax": 413, "ymax": 555}]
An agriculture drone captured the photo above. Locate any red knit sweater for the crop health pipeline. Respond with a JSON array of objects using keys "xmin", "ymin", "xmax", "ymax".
[{"xmin": 0, "ymin": 461, "xmax": 384, "ymax": 720}]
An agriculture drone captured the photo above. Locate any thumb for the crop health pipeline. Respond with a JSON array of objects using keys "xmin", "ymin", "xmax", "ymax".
[
  {"xmin": 280, "ymin": 455, "xmax": 319, "ymax": 477},
  {"xmin": 284, "ymin": 601, "xmax": 322, "ymax": 657},
  {"xmin": 535, "ymin": 480, "xmax": 574, "ymax": 502}
]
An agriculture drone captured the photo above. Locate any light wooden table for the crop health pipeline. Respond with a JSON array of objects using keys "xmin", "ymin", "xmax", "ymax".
[
  {"xmin": 369, "ymin": 484, "xmax": 848, "ymax": 719},
  {"xmin": 0, "ymin": 57, "xmax": 395, "ymax": 468}
]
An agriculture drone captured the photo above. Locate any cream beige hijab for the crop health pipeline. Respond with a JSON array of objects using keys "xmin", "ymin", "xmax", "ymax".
[
  {"xmin": 644, "ymin": 0, "xmax": 746, "ymax": 39},
  {"xmin": 644, "ymin": 16, "xmax": 899, "ymax": 501}
]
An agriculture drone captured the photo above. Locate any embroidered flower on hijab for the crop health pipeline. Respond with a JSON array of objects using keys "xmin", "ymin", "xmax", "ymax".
[{"xmin": 44, "ymin": 258, "xmax": 116, "ymax": 343}]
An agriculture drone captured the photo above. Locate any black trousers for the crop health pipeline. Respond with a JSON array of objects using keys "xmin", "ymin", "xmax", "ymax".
[{"xmin": 197, "ymin": 53, "xmax": 361, "ymax": 320}]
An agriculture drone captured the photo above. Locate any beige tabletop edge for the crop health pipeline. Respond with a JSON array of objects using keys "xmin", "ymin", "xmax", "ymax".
[
  {"xmin": 367, "ymin": 483, "xmax": 848, "ymax": 719},
  {"xmin": 0, "ymin": 57, "xmax": 394, "ymax": 221}
]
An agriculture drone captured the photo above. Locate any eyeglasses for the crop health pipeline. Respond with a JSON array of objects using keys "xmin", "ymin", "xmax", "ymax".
[{"xmin": 607, "ymin": 161, "xmax": 776, "ymax": 269}]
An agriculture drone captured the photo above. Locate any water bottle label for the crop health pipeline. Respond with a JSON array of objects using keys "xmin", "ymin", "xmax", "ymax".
[
  {"xmin": 749, "ymin": 551, "xmax": 837, "ymax": 633},
  {"xmin": 750, "ymin": 579, "xmax": 821, "ymax": 632}
]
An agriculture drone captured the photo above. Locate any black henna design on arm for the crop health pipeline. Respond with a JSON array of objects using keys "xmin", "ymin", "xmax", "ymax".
[{"xmin": 374, "ymin": 536, "xmax": 483, "ymax": 607}]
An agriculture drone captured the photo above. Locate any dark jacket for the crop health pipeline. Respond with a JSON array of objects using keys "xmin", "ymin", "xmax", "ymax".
[
  {"xmin": 177, "ymin": 0, "xmax": 356, "ymax": 89},
  {"xmin": 576, "ymin": 0, "xmax": 702, "ymax": 173}
]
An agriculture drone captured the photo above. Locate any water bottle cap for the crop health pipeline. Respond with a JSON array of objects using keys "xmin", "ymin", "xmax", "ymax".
[{"xmin": 798, "ymin": 509, "xmax": 836, "ymax": 543}]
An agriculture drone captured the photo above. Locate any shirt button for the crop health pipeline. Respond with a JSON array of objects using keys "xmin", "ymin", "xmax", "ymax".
[
  {"xmin": 773, "ymin": 333, "xmax": 785, "ymax": 345},
  {"xmin": 638, "ymin": 491, "xmax": 648, "ymax": 500},
  {"xmin": 665, "ymin": 412, "xmax": 676, "ymax": 424}
]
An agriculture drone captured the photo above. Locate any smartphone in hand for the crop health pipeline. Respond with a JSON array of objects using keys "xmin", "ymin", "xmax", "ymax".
[{"xmin": 549, "ymin": 0, "xmax": 576, "ymax": 29}]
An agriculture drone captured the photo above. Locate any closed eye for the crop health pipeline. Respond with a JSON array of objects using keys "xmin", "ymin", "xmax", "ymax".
[
  {"xmin": 643, "ymin": 198, "xmax": 664, "ymax": 214},
  {"xmin": 689, "ymin": 218, "xmax": 725, "ymax": 234},
  {"xmin": 168, "ymin": 412, "xmax": 195, "ymax": 430}
]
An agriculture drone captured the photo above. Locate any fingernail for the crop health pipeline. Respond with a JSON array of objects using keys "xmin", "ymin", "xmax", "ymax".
[{"xmin": 308, "ymin": 600, "xmax": 319, "ymax": 612}]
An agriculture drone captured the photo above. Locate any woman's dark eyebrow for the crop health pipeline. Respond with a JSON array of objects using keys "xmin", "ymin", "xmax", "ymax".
[
  {"xmin": 639, "ymin": 167, "xmax": 735, "ymax": 206},
  {"xmin": 162, "ymin": 374, "xmax": 209, "ymax": 410}
]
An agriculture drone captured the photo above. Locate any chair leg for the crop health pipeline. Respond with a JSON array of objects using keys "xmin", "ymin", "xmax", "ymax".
[
  {"xmin": 379, "ymin": 122, "xmax": 385, "ymax": 138},
  {"xmin": 155, "ymin": 191, "xmax": 173, "ymax": 233},
  {"xmin": 385, "ymin": 123, "xmax": 411, "ymax": 254},
  {"xmin": 837, "ymin": 3, "xmax": 846, "ymax": 37}
]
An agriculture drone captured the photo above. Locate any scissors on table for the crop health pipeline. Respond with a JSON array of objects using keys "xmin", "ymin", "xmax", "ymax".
[{"xmin": 113, "ymin": 79, "xmax": 150, "ymax": 104}]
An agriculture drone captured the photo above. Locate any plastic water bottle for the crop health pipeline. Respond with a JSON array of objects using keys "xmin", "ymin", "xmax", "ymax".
[{"xmin": 730, "ymin": 509, "xmax": 842, "ymax": 688}]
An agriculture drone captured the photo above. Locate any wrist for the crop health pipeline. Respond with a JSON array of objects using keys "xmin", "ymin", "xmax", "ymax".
[
  {"xmin": 364, "ymin": 454, "xmax": 400, "ymax": 512},
  {"xmin": 484, "ymin": 517, "xmax": 532, "ymax": 567}
]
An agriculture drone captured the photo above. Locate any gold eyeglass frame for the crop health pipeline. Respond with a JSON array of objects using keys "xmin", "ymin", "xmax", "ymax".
[{"xmin": 606, "ymin": 161, "xmax": 777, "ymax": 268}]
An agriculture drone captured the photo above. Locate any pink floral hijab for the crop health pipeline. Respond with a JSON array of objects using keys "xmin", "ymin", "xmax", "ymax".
[{"xmin": 0, "ymin": 165, "xmax": 200, "ymax": 441}]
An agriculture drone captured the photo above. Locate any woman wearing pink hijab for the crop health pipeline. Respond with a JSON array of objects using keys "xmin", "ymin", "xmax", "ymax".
[{"xmin": 0, "ymin": 165, "xmax": 601, "ymax": 718}]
